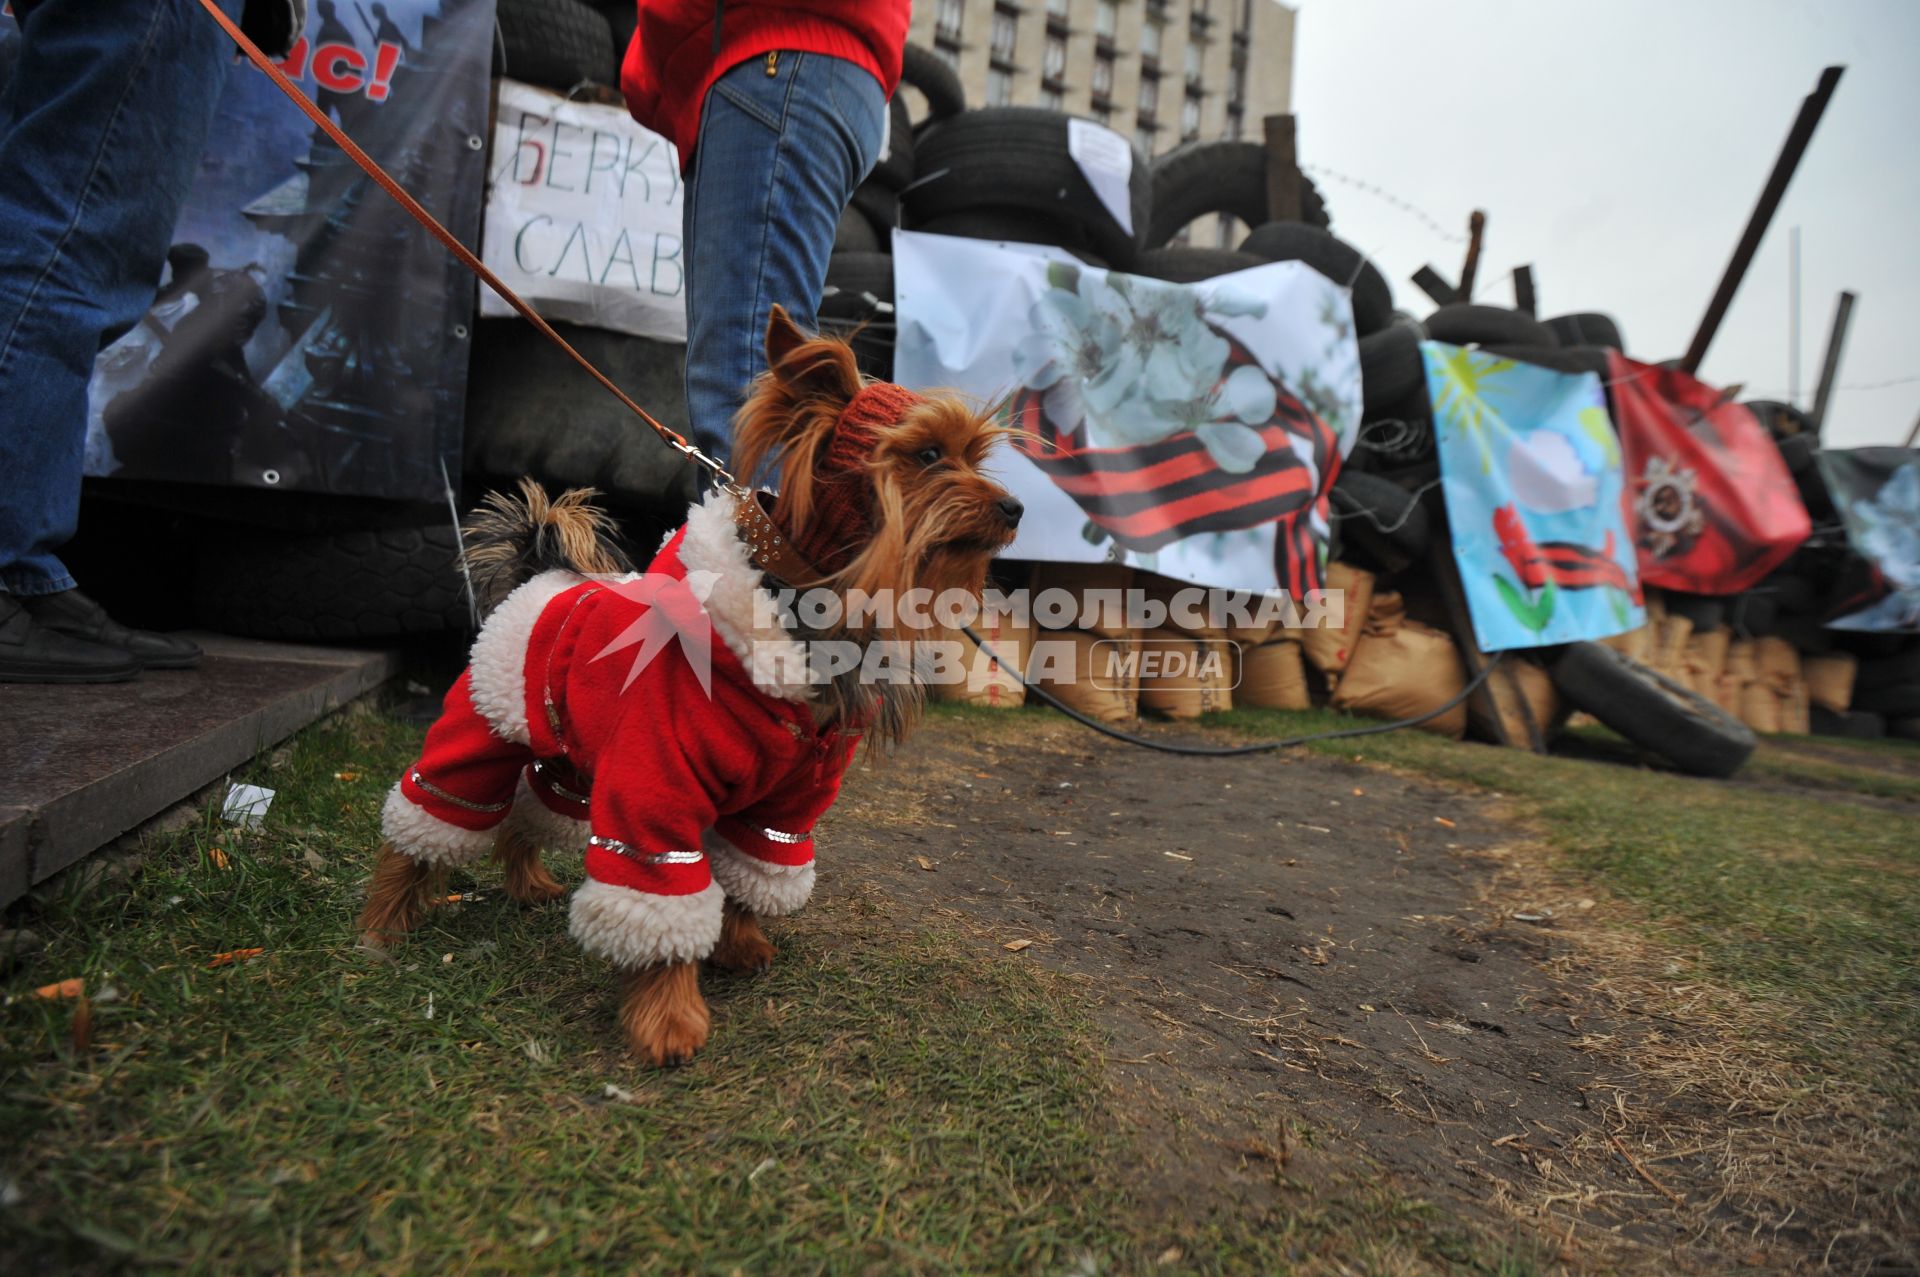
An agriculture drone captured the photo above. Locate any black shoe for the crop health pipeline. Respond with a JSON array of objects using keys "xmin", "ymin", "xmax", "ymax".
[
  {"xmin": 0, "ymin": 594, "xmax": 141, "ymax": 683},
  {"xmin": 19, "ymin": 589, "xmax": 202, "ymax": 670}
]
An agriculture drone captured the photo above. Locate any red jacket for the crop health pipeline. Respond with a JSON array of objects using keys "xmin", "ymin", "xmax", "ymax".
[{"xmin": 618, "ymin": 0, "xmax": 910, "ymax": 166}]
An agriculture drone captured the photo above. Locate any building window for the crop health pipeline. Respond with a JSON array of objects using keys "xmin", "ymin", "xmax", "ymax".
[
  {"xmin": 1180, "ymin": 93, "xmax": 1201, "ymax": 140},
  {"xmin": 1184, "ymin": 37, "xmax": 1203, "ymax": 83},
  {"xmin": 987, "ymin": 65, "xmax": 1013, "ymax": 106},
  {"xmin": 1093, "ymin": 103, "xmax": 1113, "ymax": 125},
  {"xmin": 1044, "ymin": 31, "xmax": 1068, "ymax": 82},
  {"xmin": 1095, "ymin": 0, "xmax": 1118, "ymax": 40},
  {"xmin": 1042, "ymin": 86, "xmax": 1064, "ymax": 111},
  {"xmin": 1225, "ymin": 105, "xmax": 1243, "ymax": 139},
  {"xmin": 1091, "ymin": 51, "xmax": 1114, "ymax": 103},
  {"xmin": 1047, "ymin": 0, "xmax": 1070, "ymax": 14},
  {"xmin": 935, "ymin": 0, "xmax": 964, "ymax": 64},
  {"xmin": 1136, "ymin": 124, "xmax": 1157, "ymax": 155},
  {"xmin": 1141, "ymin": 16, "xmax": 1162, "ymax": 61},
  {"xmin": 1138, "ymin": 71, "xmax": 1159, "ymax": 118},
  {"xmin": 990, "ymin": 4, "xmax": 1019, "ymax": 67}
]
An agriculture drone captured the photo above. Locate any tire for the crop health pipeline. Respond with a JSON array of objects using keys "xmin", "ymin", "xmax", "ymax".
[
  {"xmin": 1330, "ymin": 469, "xmax": 1430, "ymax": 572},
  {"xmin": 463, "ymin": 318, "xmax": 701, "ymax": 513},
  {"xmin": 1810, "ymin": 706, "xmax": 1885, "ymax": 739},
  {"xmin": 1859, "ymin": 683, "xmax": 1920, "ymax": 719},
  {"xmin": 1774, "ymin": 432, "xmax": 1817, "ymax": 476},
  {"xmin": 1423, "ymin": 303, "xmax": 1556, "ymax": 349},
  {"xmin": 1543, "ymin": 312, "xmax": 1624, "ymax": 351},
  {"xmin": 1131, "ymin": 246, "xmax": 1266, "ymax": 283},
  {"xmin": 593, "ymin": 0, "xmax": 635, "ymax": 67},
  {"xmin": 1660, "ymin": 591, "xmax": 1726, "ymax": 631},
  {"xmin": 851, "ymin": 181, "xmax": 900, "ymax": 237},
  {"xmin": 1726, "ymin": 591, "xmax": 1777, "ymax": 637},
  {"xmin": 900, "ymin": 43, "xmax": 966, "ymax": 125},
  {"xmin": 496, "ymin": 0, "xmax": 616, "ymax": 90},
  {"xmin": 1768, "ymin": 614, "xmax": 1832, "ymax": 654},
  {"xmin": 1550, "ymin": 641, "xmax": 1756, "ymax": 777},
  {"xmin": 1746, "ymin": 399, "xmax": 1813, "ymax": 440},
  {"xmin": 1359, "ymin": 387, "xmax": 1435, "ymax": 469},
  {"xmin": 870, "ymin": 96, "xmax": 916, "ymax": 191},
  {"xmin": 1758, "ymin": 570, "xmax": 1820, "ymax": 616},
  {"xmin": 906, "ymin": 108, "xmax": 1150, "ymax": 268},
  {"xmin": 1888, "ymin": 717, "xmax": 1920, "ymax": 743},
  {"xmin": 833, "ymin": 203, "xmax": 882, "ymax": 254},
  {"xmin": 1482, "ymin": 343, "xmax": 1612, "ymax": 378},
  {"xmin": 1238, "ymin": 222, "xmax": 1392, "ymax": 335},
  {"xmin": 819, "ymin": 252, "xmax": 895, "ymax": 378},
  {"xmin": 916, "ymin": 207, "xmax": 1091, "ymax": 253},
  {"xmin": 1359, "ymin": 319, "xmax": 1425, "ymax": 412},
  {"xmin": 1145, "ymin": 140, "xmax": 1330, "ymax": 246},
  {"xmin": 1856, "ymin": 647, "xmax": 1920, "ymax": 693},
  {"xmin": 193, "ymin": 524, "xmax": 471, "ymax": 639}
]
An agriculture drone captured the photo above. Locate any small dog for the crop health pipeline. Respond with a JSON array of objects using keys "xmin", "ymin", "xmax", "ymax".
[{"xmin": 358, "ymin": 307, "xmax": 1020, "ymax": 1065}]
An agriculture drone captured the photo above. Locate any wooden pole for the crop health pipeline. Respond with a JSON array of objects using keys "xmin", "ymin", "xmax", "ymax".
[
  {"xmin": 1413, "ymin": 266, "xmax": 1459, "ymax": 306},
  {"xmin": 1457, "ymin": 210, "xmax": 1486, "ymax": 300},
  {"xmin": 1808, "ymin": 290, "xmax": 1856, "ymax": 439},
  {"xmin": 1901, "ymin": 408, "xmax": 1919, "ymax": 449},
  {"xmin": 1263, "ymin": 113, "xmax": 1302, "ymax": 222},
  {"xmin": 1513, "ymin": 264, "xmax": 1537, "ymax": 316},
  {"xmin": 1679, "ymin": 66, "xmax": 1844, "ymax": 374}
]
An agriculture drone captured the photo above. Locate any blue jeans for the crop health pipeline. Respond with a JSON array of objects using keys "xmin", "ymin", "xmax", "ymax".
[
  {"xmin": 0, "ymin": 0, "xmax": 241, "ymax": 596},
  {"xmin": 681, "ymin": 51, "xmax": 885, "ymax": 465}
]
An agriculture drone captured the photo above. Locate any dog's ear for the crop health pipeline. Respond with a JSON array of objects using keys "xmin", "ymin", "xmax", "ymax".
[{"xmin": 763, "ymin": 305, "xmax": 862, "ymax": 406}]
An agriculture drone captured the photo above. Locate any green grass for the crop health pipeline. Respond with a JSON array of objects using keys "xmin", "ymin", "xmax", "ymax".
[
  {"xmin": 0, "ymin": 705, "xmax": 1537, "ymax": 1276},
  {"xmin": 1205, "ymin": 705, "xmax": 1920, "ymax": 1108}
]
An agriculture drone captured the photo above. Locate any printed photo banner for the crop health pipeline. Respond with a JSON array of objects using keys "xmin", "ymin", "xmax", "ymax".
[
  {"xmin": 0, "ymin": 0, "xmax": 495, "ymax": 500},
  {"xmin": 480, "ymin": 79, "xmax": 687, "ymax": 341},
  {"xmin": 1818, "ymin": 448, "xmax": 1920, "ymax": 632},
  {"xmin": 1607, "ymin": 352, "xmax": 1810, "ymax": 595},
  {"xmin": 892, "ymin": 230, "xmax": 1360, "ymax": 598},
  {"xmin": 1423, "ymin": 343, "xmax": 1643, "ymax": 651}
]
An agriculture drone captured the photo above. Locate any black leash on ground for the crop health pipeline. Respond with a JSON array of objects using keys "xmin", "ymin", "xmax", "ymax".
[{"xmin": 961, "ymin": 626, "xmax": 1504, "ymax": 757}]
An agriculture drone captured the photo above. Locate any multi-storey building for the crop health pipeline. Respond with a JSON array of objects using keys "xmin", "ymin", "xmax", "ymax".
[{"xmin": 911, "ymin": 0, "xmax": 1296, "ymax": 156}]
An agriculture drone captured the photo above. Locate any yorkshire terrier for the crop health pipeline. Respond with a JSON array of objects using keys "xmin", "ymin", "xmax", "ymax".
[{"xmin": 357, "ymin": 306, "xmax": 1021, "ymax": 1065}]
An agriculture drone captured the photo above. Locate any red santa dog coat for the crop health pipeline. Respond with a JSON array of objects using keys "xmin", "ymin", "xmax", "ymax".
[{"xmin": 381, "ymin": 486, "xmax": 856, "ymax": 968}]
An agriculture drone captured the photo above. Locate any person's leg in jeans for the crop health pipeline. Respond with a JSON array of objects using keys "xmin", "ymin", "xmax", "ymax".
[
  {"xmin": 681, "ymin": 52, "xmax": 885, "ymax": 466},
  {"xmin": 0, "ymin": 0, "xmax": 241, "ymax": 678}
]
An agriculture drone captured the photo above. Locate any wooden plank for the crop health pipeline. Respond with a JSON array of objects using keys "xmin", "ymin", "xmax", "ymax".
[
  {"xmin": 1412, "ymin": 266, "xmax": 1459, "ymax": 306},
  {"xmin": 1457, "ymin": 210, "xmax": 1487, "ymax": 299},
  {"xmin": 1263, "ymin": 113, "xmax": 1302, "ymax": 222},
  {"xmin": 1808, "ymin": 290, "xmax": 1856, "ymax": 438},
  {"xmin": 1513, "ymin": 264, "xmax": 1537, "ymax": 316}
]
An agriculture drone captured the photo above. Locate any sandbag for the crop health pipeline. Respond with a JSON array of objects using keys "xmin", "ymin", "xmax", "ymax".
[
  {"xmin": 937, "ymin": 614, "xmax": 1030, "ymax": 708},
  {"xmin": 1741, "ymin": 637, "xmax": 1804, "ymax": 735},
  {"xmin": 1681, "ymin": 625, "xmax": 1732, "ymax": 691},
  {"xmin": 1025, "ymin": 626, "xmax": 1137, "ymax": 723},
  {"xmin": 1469, "ymin": 657, "xmax": 1560, "ymax": 747},
  {"xmin": 1740, "ymin": 678, "xmax": 1783, "ymax": 734},
  {"xmin": 1600, "ymin": 624, "xmax": 1653, "ymax": 664},
  {"xmin": 1330, "ymin": 591, "xmax": 1467, "ymax": 738},
  {"xmin": 1715, "ymin": 638, "xmax": 1757, "ymax": 718},
  {"xmin": 1238, "ymin": 638, "xmax": 1311, "ymax": 710},
  {"xmin": 1137, "ymin": 627, "xmax": 1233, "ymax": 719},
  {"xmin": 1803, "ymin": 652, "xmax": 1858, "ymax": 715},
  {"xmin": 1652, "ymin": 613, "xmax": 1695, "ymax": 690},
  {"xmin": 1028, "ymin": 562, "xmax": 1135, "ymax": 639},
  {"xmin": 1299, "ymin": 561, "xmax": 1373, "ymax": 675}
]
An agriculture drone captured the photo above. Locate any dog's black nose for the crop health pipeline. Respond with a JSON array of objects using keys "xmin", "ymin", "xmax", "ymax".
[{"xmin": 997, "ymin": 496, "xmax": 1024, "ymax": 527}]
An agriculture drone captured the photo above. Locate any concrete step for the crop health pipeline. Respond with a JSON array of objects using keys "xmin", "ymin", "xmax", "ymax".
[{"xmin": 0, "ymin": 635, "xmax": 396, "ymax": 907}]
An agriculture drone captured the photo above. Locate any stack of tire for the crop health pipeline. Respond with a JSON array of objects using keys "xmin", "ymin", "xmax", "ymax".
[{"xmin": 495, "ymin": 0, "xmax": 629, "ymax": 91}]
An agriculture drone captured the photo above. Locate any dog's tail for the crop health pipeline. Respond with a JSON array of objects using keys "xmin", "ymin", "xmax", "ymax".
[{"xmin": 462, "ymin": 478, "xmax": 634, "ymax": 619}]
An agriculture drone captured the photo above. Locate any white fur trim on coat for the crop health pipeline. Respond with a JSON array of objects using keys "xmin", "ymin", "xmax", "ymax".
[
  {"xmin": 503, "ymin": 772, "xmax": 589, "ymax": 852},
  {"xmin": 569, "ymin": 878, "xmax": 725, "ymax": 967},
  {"xmin": 467, "ymin": 568, "xmax": 580, "ymax": 744},
  {"xmin": 381, "ymin": 782, "xmax": 499, "ymax": 867},
  {"xmin": 706, "ymin": 832, "xmax": 816, "ymax": 917},
  {"xmin": 677, "ymin": 488, "xmax": 812, "ymax": 702}
]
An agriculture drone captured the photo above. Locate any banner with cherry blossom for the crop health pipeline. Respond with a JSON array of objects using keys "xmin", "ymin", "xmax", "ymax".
[
  {"xmin": 1424, "ymin": 342, "xmax": 1644, "ymax": 651},
  {"xmin": 891, "ymin": 230, "xmax": 1360, "ymax": 599}
]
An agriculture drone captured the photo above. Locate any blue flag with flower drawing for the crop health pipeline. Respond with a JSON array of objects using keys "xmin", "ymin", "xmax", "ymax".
[
  {"xmin": 1423, "ymin": 342, "xmax": 1644, "ymax": 651},
  {"xmin": 891, "ymin": 230, "xmax": 1360, "ymax": 599},
  {"xmin": 1820, "ymin": 448, "xmax": 1920, "ymax": 631}
]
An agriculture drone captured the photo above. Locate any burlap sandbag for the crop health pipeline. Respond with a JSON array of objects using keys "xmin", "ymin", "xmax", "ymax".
[
  {"xmin": 1681, "ymin": 625, "xmax": 1732, "ymax": 691},
  {"xmin": 1803, "ymin": 653, "xmax": 1858, "ymax": 715},
  {"xmin": 1300, "ymin": 561, "xmax": 1374, "ymax": 675},
  {"xmin": 1652, "ymin": 613, "xmax": 1695, "ymax": 691},
  {"xmin": 936, "ymin": 615, "xmax": 1030, "ymax": 708},
  {"xmin": 1238, "ymin": 639, "xmax": 1311, "ymax": 710},
  {"xmin": 1740, "ymin": 678, "xmax": 1784, "ymax": 734},
  {"xmin": 1716, "ymin": 638, "xmax": 1757, "ymax": 718},
  {"xmin": 1600, "ymin": 624, "xmax": 1653, "ymax": 664},
  {"xmin": 1741, "ymin": 637, "xmax": 1802, "ymax": 735},
  {"xmin": 1468, "ymin": 657, "xmax": 1560, "ymax": 746},
  {"xmin": 1330, "ymin": 591, "xmax": 1467, "ymax": 738},
  {"xmin": 1137, "ymin": 627, "xmax": 1233, "ymax": 719},
  {"xmin": 1025, "ymin": 626, "xmax": 1137, "ymax": 723},
  {"xmin": 1028, "ymin": 562, "xmax": 1135, "ymax": 639},
  {"xmin": 1136, "ymin": 572, "xmax": 1231, "ymax": 642}
]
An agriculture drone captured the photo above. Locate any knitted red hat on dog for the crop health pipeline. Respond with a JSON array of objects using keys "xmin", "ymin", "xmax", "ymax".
[{"xmin": 784, "ymin": 380, "xmax": 924, "ymax": 574}]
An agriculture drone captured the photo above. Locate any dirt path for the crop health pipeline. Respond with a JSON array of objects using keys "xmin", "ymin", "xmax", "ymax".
[{"xmin": 822, "ymin": 715, "xmax": 1705, "ymax": 1264}]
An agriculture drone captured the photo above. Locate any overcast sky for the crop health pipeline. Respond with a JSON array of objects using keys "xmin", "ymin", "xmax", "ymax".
[{"xmin": 1287, "ymin": 0, "xmax": 1919, "ymax": 447}]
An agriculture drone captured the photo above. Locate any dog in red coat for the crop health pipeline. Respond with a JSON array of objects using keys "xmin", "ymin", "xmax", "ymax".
[{"xmin": 357, "ymin": 308, "xmax": 1021, "ymax": 1065}]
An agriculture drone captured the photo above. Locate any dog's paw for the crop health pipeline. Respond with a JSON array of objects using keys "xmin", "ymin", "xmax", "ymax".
[
  {"xmin": 629, "ymin": 1002, "xmax": 711, "ymax": 1068},
  {"xmin": 709, "ymin": 929, "xmax": 778, "ymax": 974}
]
